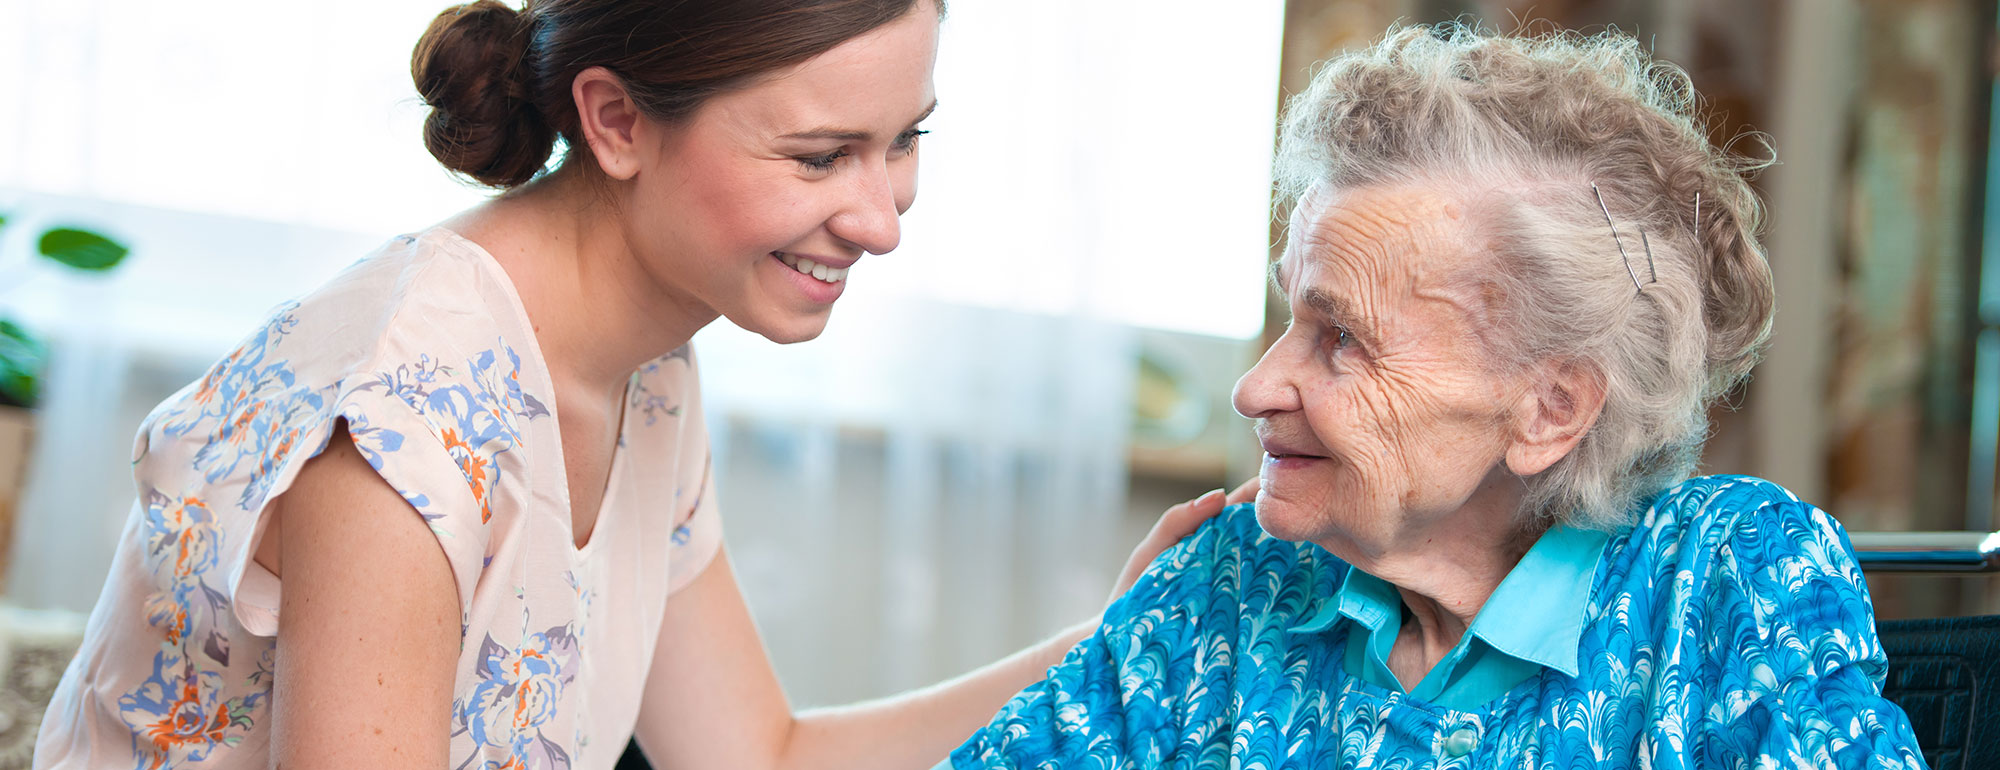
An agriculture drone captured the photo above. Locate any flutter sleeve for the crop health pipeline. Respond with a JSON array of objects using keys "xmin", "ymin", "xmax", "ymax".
[
  {"xmin": 1692, "ymin": 494, "xmax": 1927, "ymax": 769},
  {"xmin": 132, "ymin": 320, "xmax": 509, "ymax": 642}
]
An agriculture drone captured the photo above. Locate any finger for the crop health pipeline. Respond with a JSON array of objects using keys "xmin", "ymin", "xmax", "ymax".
[
  {"xmin": 1155, "ymin": 488, "xmax": 1225, "ymax": 538},
  {"xmin": 1223, "ymin": 477, "xmax": 1261, "ymax": 506},
  {"xmin": 1175, "ymin": 488, "xmax": 1225, "ymax": 522}
]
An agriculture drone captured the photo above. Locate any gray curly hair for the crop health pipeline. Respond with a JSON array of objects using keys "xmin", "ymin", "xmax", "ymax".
[{"xmin": 1275, "ymin": 23, "xmax": 1777, "ymax": 530}]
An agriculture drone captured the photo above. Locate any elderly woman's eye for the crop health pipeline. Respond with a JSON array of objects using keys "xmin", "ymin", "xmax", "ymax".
[{"xmin": 1329, "ymin": 326, "xmax": 1355, "ymax": 349}]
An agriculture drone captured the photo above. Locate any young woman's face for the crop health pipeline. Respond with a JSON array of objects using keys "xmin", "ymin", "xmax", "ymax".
[{"xmin": 627, "ymin": 2, "xmax": 940, "ymax": 344}]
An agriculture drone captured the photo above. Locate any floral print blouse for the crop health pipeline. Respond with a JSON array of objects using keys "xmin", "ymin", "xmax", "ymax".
[
  {"xmin": 35, "ymin": 228, "xmax": 724, "ymax": 770},
  {"xmin": 948, "ymin": 475, "xmax": 1928, "ymax": 769}
]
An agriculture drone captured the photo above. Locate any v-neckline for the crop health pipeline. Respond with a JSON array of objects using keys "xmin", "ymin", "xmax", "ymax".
[{"xmin": 432, "ymin": 226, "xmax": 635, "ymax": 555}]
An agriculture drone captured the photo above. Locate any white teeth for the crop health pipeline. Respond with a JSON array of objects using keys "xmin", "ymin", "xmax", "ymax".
[{"xmin": 774, "ymin": 252, "xmax": 849, "ymax": 284}]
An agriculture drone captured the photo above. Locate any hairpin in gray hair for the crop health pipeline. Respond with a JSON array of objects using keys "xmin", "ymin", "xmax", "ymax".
[
  {"xmin": 1692, "ymin": 192, "xmax": 1702, "ymax": 245},
  {"xmin": 1591, "ymin": 183, "xmax": 1658, "ymax": 294}
]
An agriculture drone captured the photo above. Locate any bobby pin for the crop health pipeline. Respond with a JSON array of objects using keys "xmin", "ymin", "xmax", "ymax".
[
  {"xmin": 1692, "ymin": 192, "xmax": 1702, "ymax": 245},
  {"xmin": 1591, "ymin": 183, "xmax": 1659, "ymax": 294}
]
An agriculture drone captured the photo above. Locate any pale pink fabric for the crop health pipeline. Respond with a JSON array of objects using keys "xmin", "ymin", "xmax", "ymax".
[{"xmin": 36, "ymin": 228, "xmax": 724, "ymax": 770}]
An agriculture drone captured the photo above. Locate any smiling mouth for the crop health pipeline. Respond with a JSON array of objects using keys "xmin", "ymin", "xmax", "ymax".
[{"xmin": 773, "ymin": 251, "xmax": 849, "ymax": 283}]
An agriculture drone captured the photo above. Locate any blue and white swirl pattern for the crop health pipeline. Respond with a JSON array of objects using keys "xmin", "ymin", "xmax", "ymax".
[{"xmin": 950, "ymin": 475, "xmax": 1927, "ymax": 769}]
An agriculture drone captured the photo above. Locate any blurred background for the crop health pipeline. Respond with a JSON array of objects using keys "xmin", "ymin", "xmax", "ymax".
[{"xmin": 0, "ymin": 0, "xmax": 1994, "ymax": 755}]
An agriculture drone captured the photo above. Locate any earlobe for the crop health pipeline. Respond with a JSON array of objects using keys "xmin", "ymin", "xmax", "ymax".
[
  {"xmin": 572, "ymin": 66, "xmax": 644, "ymax": 180},
  {"xmin": 1504, "ymin": 362, "xmax": 1606, "ymax": 477}
]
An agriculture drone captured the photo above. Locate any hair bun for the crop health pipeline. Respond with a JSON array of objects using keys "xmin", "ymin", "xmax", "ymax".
[{"xmin": 412, "ymin": 0, "xmax": 555, "ymax": 188}]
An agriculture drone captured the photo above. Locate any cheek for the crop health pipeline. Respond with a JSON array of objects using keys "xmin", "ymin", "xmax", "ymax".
[
  {"xmin": 685, "ymin": 179, "xmax": 817, "ymax": 252},
  {"xmin": 1373, "ymin": 368, "xmax": 1514, "ymax": 503},
  {"xmin": 651, "ymin": 142, "xmax": 816, "ymax": 252},
  {"xmin": 893, "ymin": 162, "xmax": 919, "ymax": 214},
  {"xmin": 1303, "ymin": 377, "xmax": 1403, "ymax": 480}
]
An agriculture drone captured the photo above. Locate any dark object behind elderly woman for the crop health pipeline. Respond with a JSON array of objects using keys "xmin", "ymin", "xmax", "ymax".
[{"xmin": 945, "ymin": 22, "xmax": 1927, "ymax": 770}]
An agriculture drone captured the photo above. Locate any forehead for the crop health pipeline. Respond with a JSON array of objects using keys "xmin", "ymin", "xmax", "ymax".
[
  {"xmin": 713, "ymin": 5, "xmax": 940, "ymax": 129},
  {"xmin": 1275, "ymin": 184, "xmax": 1473, "ymax": 294}
]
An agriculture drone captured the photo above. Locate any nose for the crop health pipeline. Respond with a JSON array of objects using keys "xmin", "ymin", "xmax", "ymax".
[
  {"xmin": 829, "ymin": 159, "xmax": 905, "ymax": 256},
  {"xmin": 1232, "ymin": 333, "xmax": 1304, "ymax": 419}
]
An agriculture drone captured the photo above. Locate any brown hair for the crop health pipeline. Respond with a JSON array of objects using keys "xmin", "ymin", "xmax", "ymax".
[{"xmin": 412, "ymin": 0, "xmax": 941, "ymax": 188}]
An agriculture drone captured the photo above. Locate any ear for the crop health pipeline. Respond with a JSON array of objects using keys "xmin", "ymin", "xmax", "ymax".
[
  {"xmin": 572, "ymin": 66, "xmax": 647, "ymax": 181},
  {"xmin": 1504, "ymin": 360, "xmax": 1606, "ymax": 477}
]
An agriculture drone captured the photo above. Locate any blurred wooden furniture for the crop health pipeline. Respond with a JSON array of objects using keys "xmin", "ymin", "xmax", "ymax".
[
  {"xmin": 0, "ymin": 605, "xmax": 84, "ymax": 768},
  {"xmin": 0, "ymin": 407, "xmax": 30, "ymax": 595}
]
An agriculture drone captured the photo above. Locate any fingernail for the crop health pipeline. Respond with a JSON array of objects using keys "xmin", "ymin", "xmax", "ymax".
[{"xmin": 1204, "ymin": 488, "xmax": 1225, "ymax": 500}]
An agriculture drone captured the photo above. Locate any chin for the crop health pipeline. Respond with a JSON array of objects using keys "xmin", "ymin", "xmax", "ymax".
[
  {"xmin": 1251, "ymin": 494, "xmax": 1324, "ymax": 543},
  {"xmin": 739, "ymin": 311, "xmax": 832, "ymax": 345},
  {"xmin": 760, "ymin": 326, "xmax": 826, "ymax": 344}
]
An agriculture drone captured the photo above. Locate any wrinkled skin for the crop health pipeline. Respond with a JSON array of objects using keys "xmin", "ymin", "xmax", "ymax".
[{"xmin": 1235, "ymin": 184, "xmax": 1534, "ymax": 567}]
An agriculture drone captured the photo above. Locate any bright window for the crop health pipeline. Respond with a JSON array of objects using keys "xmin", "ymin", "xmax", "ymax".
[{"xmin": 0, "ymin": 0, "xmax": 1283, "ymax": 340}]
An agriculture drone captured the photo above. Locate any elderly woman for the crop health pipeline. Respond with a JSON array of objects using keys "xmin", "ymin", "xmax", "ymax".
[{"xmin": 944, "ymin": 25, "xmax": 1926, "ymax": 769}]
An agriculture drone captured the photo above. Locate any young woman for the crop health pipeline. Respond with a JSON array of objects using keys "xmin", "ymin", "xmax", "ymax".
[{"xmin": 34, "ymin": 1, "xmax": 1249, "ymax": 768}]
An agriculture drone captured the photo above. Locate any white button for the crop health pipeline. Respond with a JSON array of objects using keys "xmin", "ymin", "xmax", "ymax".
[{"xmin": 1443, "ymin": 726, "xmax": 1479, "ymax": 757}]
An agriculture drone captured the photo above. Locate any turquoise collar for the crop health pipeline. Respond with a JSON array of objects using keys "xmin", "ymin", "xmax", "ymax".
[{"xmin": 1290, "ymin": 523, "xmax": 1611, "ymax": 680}]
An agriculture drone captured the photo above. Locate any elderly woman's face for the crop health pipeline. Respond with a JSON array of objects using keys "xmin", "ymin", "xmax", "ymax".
[{"xmin": 1233, "ymin": 185, "xmax": 1527, "ymax": 555}]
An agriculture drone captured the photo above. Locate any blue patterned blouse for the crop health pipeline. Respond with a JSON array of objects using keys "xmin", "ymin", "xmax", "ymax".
[{"xmin": 947, "ymin": 475, "xmax": 1927, "ymax": 769}]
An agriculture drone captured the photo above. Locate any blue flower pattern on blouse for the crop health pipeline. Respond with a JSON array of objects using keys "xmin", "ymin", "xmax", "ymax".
[{"xmin": 949, "ymin": 475, "xmax": 1927, "ymax": 769}]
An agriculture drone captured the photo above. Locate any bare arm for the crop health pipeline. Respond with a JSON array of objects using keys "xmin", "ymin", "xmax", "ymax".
[
  {"xmin": 633, "ymin": 479, "xmax": 1258, "ymax": 770},
  {"xmin": 266, "ymin": 424, "xmax": 460, "ymax": 769}
]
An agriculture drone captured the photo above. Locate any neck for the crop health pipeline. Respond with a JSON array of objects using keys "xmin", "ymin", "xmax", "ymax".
[
  {"xmin": 446, "ymin": 164, "xmax": 719, "ymax": 395},
  {"xmin": 1330, "ymin": 470, "xmax": 1544, "ymax": 656}
]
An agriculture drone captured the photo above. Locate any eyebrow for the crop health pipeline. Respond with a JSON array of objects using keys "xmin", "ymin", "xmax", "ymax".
[
  {"xmin": 1273, "ymin": 257, "xmax": 1384, "ymax": 350},
  {"xmin": 779, "ymin": 100, "xmax": 939, "ymax": 142},
  {"xmin": 1302, "ymin": 287, "xmax": 1383, "ymax": 349}
]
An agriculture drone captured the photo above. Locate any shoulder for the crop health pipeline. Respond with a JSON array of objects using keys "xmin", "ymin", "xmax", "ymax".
[
  {"xmin": 1621, "ymin": 474, "xmax": 1857, "ymax": 577},
  {"xmin": 299, "ymin": 228, "xmax": 528, "ymax": 350},
  {"xmin": 140, "ymin": 229, "xmax": 553, "ymax": 521},
  {"xmin": 1607, "ymin": 474, "xmax": 1883, "ymax": 672},
  {"xmin": 1110, "ymin": 503, "xmax": 1342, "ymax": 638},
  {"xmin": 163, "ymin": 229, "xmax": 531, "ymax": 398}
]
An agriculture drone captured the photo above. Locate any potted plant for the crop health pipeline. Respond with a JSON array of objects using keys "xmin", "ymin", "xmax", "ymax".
[{"xmin": 0, "ymin": 217, "xmax": 129, "ymax": 589}]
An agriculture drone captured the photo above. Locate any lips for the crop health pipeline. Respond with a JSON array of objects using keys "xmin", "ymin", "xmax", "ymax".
[
  {"xmin": 1257, "ymin": 433, "xmax": 1330, "ymax": 461},
  {"xmin": 772, "ymin": 251, "xmax": 854, "ymax": 283}
]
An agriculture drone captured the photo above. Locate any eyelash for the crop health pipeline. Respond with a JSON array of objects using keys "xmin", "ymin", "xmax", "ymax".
[
  {"xmin": 796, "ymin": 150, "xmax": 848, "ymax": 172},
  {"xmin": 795, "ymin": 129, "xmax": 929, "ymax": 172},
  {"xmin": 1327, "ymin": 325, "xmax": 1356, "ymax": 351}
]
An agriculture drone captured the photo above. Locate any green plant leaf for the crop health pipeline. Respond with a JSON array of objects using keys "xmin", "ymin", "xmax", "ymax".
[
  {"xmin": 0, "ymin": 318, "xmax": 44, "ymax": 408},
  {"xmin": 0, "ymin": 363, "xmax": 35, "ymax": 408},
  {"xmin": 39, "ymin": 227, "xmax": 129, "ymax": 271},
  {"xmin": 0, "ymin": 319, "xmax": 45, "ymax": 356}
]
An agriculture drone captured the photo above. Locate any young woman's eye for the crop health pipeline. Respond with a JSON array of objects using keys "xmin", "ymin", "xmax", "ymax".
[
  {"xmin": 892, "ymin": 129, "xmax": 929, "ymax": 155},
  {"xmin": 796, "ymin": 149, "xmax": 850, "ymax": 172}
]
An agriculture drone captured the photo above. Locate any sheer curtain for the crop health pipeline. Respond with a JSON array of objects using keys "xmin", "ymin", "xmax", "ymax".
[
  {"xmin": 697, "ymin": 305, "xmax": 1138, "ymax": 701},
  {"xmin": 0, "ymin": 0, "xmax": 1283, "ymax": 703}
]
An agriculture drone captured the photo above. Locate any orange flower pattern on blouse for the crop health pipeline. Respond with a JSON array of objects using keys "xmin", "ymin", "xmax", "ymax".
[{"xmin": 36, "ymin": 230, "xmax": 724, "ymax": 770}]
